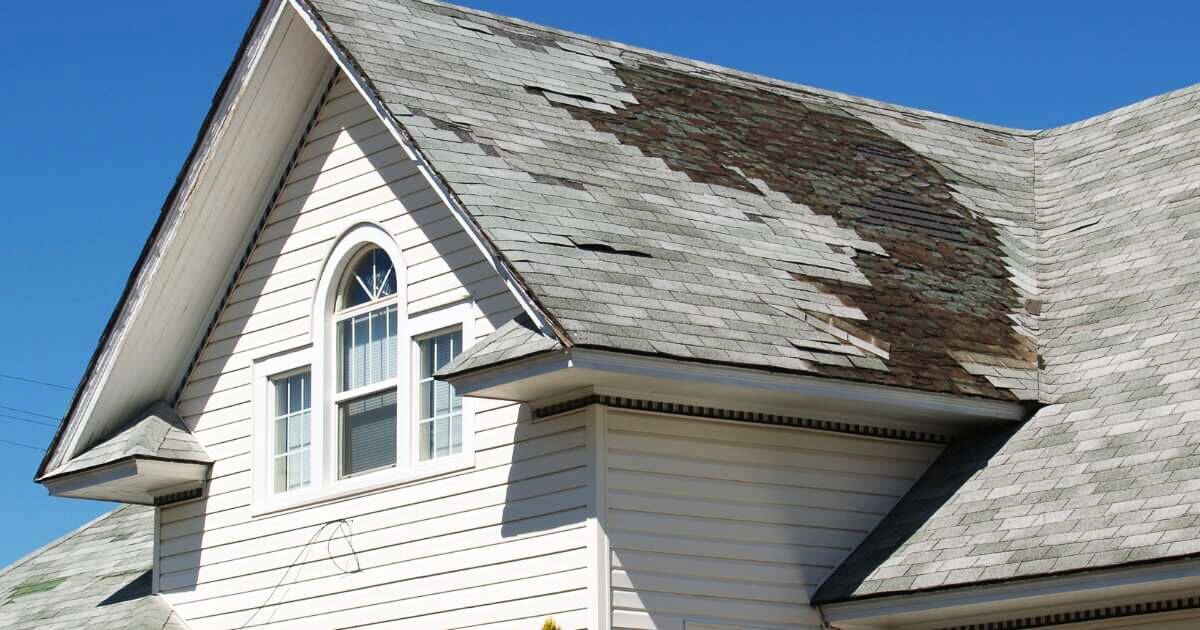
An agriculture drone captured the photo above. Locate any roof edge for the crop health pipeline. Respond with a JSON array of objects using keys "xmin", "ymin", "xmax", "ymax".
[
  {"xmin": 817, "ymin": 553, "xmax": 1200, "ymax": 627},
  {"xmin": 288, "ymin": 0, "xmax": 572, "ymax": 349},
  {"xmin": 35, "ymin": 0, "xmax": 279, "ymax": 481},
  {"xmin": 814, "ymin": 550, "xmax": 1200, "ymax": 607}
]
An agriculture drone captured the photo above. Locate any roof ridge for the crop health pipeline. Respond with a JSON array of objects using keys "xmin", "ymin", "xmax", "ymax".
[
  {"xmin": 1037, "ymin": 81, "xmax": 1200, "ymax": 138},
  {"xmin": 406, "ymin": 0, "xmax": 1039, "ymax": 135}
]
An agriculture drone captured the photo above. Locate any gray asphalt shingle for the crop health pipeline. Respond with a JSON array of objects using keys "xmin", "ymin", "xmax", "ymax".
[
  {"xmin": 301, "ymin": 0, "xmax": 1200, "ymax": 600},
  {"xmin": 0, "ymin": 505, "xmax": 183, "ymax": 630}
]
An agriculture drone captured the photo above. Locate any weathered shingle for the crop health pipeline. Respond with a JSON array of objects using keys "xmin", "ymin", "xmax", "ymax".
[
  {"xmin": 439, "ymin": 313, "xmax": 562, "ymax": 377},
  {"xmin": 44, "ymin": 401, "xmax": 210, "ymax": 479},
  {"xmin": 0, "ymin": 505, "xmax": 180, "ymax": 629},
  {"xmin": 816, "ymin": 83, "xmax": 1200, "ymax": 602},
  {"xmin": 302, "ymin": 0, "xmax": 1200, "ymax": 597},
  {"xmin": 307, "ymin": 0, "xmax": 1040, "ymax": 402}
]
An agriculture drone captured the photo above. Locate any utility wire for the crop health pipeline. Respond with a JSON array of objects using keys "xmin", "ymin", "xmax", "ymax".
[
  {"xmin": 0, "ymin": 404, "xmax": 58, "ymax": 420},
  {"xmin": 0, "ymin": 412, "xmax": 56, "ymax": 429},
  {"xmin": 0, "ymin": 372, "xmax": 72, "ymax": 391},
  {"xmin": 0, "ymin": 438, "xmax": 44, "ymax": 452}
]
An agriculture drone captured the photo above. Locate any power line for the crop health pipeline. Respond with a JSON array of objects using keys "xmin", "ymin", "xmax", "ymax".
[
  {"xmin": 0, "ymin": 438, "xmax": 44, "ymax": 452},
  {"xmin": 0, "ymin": 412, "xmax": 57, "ymax": 429},
  {"xmin": 0, "ymin": 404, "xmax": 58, "ymax": 420},
  {"xmin": 0, "ymin": 372, "xmax": 72, "ymax": 391}
]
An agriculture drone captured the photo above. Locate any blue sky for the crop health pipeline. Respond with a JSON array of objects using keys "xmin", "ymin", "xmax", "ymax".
[{"xmin": 0, "ymin": 0, "xmax": 1195, "ymax": 566}]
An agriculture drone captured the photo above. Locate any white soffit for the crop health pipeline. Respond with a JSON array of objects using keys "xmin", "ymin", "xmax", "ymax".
[{"xmin": 44, "ymin": 0, "xmax": 335, "ymax": 473}]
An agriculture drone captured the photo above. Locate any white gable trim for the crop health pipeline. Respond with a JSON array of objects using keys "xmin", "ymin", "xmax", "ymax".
[
  {"xmin": 39, "ymin": 0, "xmax": 334, "ymax": 478},
  {"xmin": 286, "ymin": 0, "xmax": 563, "ymax": 343}
]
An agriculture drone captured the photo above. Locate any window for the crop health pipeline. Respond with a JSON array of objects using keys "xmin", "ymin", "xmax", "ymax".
[
  {"xmin": 252, "ymin": 224, "xmax": 476, "ymax": 515},
  {"xmin": 417, "ymin": 329, "xmax": 463, "ymax": 461},
  {"xmin": 334, "ymin": 247, "xmax": 399, "ymax": 478},
  {"xmin": 271, "ymin": 370, "xmax": 311, "ymax": 492}
]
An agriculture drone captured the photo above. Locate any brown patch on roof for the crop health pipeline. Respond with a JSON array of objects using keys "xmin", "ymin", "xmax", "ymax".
[{"xmin": 548, "ymin": 62, "xmax": 1035, "ymax": 398}]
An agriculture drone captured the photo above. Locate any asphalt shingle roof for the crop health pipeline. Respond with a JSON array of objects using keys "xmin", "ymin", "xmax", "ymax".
[
  {"xmin": 301, "ymin": 0, "xmax": 1200, "ymax": 599},
  {"xmin": 302, "ymin": 0, "xmax": 1200, "ymax": 598},
  {"xmin": 816, "ymin": 81, "xmax": 1200, "ymax": 602},
  {"xmin": 42, "ymin": 401, "xmax": 211, "ymax": 480},
  {"xmin": 438, "ymin": 313, "xmax": 562, "ymax": 376},
  {"xmin": 308, "ymin": 0, "xmax": 1040, "ymax": 402},
  {"xmin": 0, "ymin": 505, "xmax": 185, "ymax": 630}
]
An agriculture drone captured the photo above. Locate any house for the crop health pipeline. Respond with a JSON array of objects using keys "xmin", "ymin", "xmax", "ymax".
[{"xmin": 8, "ymin": 0, "xmax": 1200, "ymax": 627}]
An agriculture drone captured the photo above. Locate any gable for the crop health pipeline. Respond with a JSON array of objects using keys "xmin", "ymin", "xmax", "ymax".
[
  {"xmin": 174, "ymin": 69, "xmax": 519, "ymax": 482},
  {"xmin": 38, "ymin": 2, "xmax": 335, "ymax": 477}
]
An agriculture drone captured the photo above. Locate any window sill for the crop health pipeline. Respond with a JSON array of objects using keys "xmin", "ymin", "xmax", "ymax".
[{"xmin": 250, "ymin": 451, "xmax": 475, "ymax": 517}]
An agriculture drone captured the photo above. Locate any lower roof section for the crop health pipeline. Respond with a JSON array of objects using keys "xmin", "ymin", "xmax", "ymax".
[
  {"xmin": 820, "ymin": 555, "xmax": 1200, "ymax": 629},
  {"xmin": 0, "ymin": 505, "xmax": 185, "ymax": 630}
]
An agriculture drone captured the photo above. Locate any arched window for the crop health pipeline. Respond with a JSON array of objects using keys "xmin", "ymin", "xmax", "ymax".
[
  {"xmin": 333, "ymin": 246, "xmax": 400, "ymax": 477},
  {"xmin": 253, "ymin": 222, "xmax": 476, "ymax": 510}
]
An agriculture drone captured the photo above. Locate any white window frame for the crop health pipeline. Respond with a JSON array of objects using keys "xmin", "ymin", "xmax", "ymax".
[
  {"xmin": 251, "ymin": 346, "xmax": 320, "ymax": 514},
  {"xmin": 251, "ymin": 223, "xmax": 476, "ymax": 515}
]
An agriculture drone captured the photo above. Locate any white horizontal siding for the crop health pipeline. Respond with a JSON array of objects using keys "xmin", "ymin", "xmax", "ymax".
[
  {"xmin": 605, "ymin": 410, "xmax": 941, "ymax": 630},
  {"xmin": 160, "ymin": 73, "xmax": 588, "ymax": 629}
]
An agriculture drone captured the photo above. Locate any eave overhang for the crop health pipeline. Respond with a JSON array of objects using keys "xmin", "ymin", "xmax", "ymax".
[
  {"xmin": 443, "ymin": 347, "xmax": 1027, "ymax": 434},
  {"xmin": 817, "ymin": 556, "xmax": 1200, "ymax": 629},
  {"xmin": 41, "ymin": 456, "xmax": 210, "ymax": 506}
]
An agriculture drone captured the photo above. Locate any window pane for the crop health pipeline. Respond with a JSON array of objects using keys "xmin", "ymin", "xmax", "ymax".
[
  {"xmin": 339, "ymin": 305, "xmax": 398, "ymax": 392},
  {"xmin": 417, "ymin": 329, "xmax": 464, "ymax": 461},
  {"xmin": 340, "ymin": 390, "xmax": 397, "ymax": 476},
  {"xmin": 340, "ymin": 248, "xmax": 397, "ymax": 309},
  {"xmin": 271, "ymin": 371, "xmax": 312, "ymax": 493}
]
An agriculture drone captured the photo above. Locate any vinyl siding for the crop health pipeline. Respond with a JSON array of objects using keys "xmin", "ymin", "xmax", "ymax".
[
  {"xmin": 603, "ymin": 410, "xmax": 942, "ymax": 630},
  {"xmin": 159, "ymin": 73, "xmax": 590, "ymax": 629}
]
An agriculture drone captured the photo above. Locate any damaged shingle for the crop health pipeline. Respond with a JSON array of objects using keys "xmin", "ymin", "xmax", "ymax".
[{"xmin": 530, "ymin": 172, "xmax": 587, "ymax": 191}]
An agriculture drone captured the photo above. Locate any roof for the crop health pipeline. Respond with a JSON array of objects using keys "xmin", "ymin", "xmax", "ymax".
[
  {"xmin": 0, "ymin": 505, "xmax": 186, "ymax": 629},
  {"xmin": 307, "ymin": 0, "xmax": 1040, "ymax": 402},
  {"xmin": 30, "ymin": 0, "xmax": 1200, "ymax": 609},
  {"xmin": 816, "ymin": 82, "xmax": 1200, "ymax": 602},
  {"xmin": 299, "ymin": 0, "xmax": 1200, "ymax": 599},
  {"xmin": 438, "ymin": 314, "xmax": 563, "ymax": 376},
  {"xmin": 42, "ymin": 402, "xmax": 211, "ymax": 480}
]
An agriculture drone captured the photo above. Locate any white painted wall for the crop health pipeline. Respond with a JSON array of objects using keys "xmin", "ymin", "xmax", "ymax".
[
  {"xmin": 159, "ymin": 73, "xmax": 591, "ymax": 629},
  {"xmin": 602, "ymin": 409, "xmax": 943, "ymax": 630}
]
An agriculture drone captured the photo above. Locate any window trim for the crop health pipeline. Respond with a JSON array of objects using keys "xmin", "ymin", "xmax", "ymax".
[
  {"xmin": 251, "ymin": 346, "xmax": 319, "ymax": 514},
  {"xmin": 250, "ymin": 224, "xmax": 477, "ymax": 516}
]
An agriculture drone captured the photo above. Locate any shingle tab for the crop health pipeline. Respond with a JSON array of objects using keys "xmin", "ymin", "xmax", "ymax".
[
  {"xmin": 44, "ymin": 401, "xmax": 211, "ymax": 479},
  {"xmin": 302, "ymin": 0, "xmax": 1200, "ymax": 595},
  {"xmin": 307, "ymin": 0, "xmax": 1040, "ymax": 402},
  {"xmin": 816, "ymin": 82, "xmax": 1200, "ymax": 602},
  {"xmin": 0, "ymin": 505, "xmax": 179, "ymax": 629}
]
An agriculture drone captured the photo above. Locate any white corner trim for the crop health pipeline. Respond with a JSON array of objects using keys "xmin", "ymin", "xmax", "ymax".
[
  {"xmin": 285, "ymin": 0, "xmax": 561, "ymax": 343},
  {"xmin": 49, "ymin": 0, "xmax": 291, "ymax": 474},
  {"xmin": 587, "ymin": 404, "xmax": 613, "ymax": 629}
]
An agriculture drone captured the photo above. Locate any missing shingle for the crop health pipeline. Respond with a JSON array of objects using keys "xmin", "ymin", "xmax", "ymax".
[
  {"xmin": 524, "ymin": 85, "xmax": 597, "ymax": 103},
  {"xmin": 531, "ymin": 172, "xmax": 587, "ymax": 191},
  {"xmin": 744, "ymin": 212, "xmax": 769, "ymax": 224},
  {"xmin": 575, "ymin": 242, "xmax": 652, "ymax": 258},
  {"xmin": 546, "ymin": 237, "xmax": 653, "ymax": 258},
  {"xmin": 453, "ymin": 18, "xmax": 493, "ymax": 35}
]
